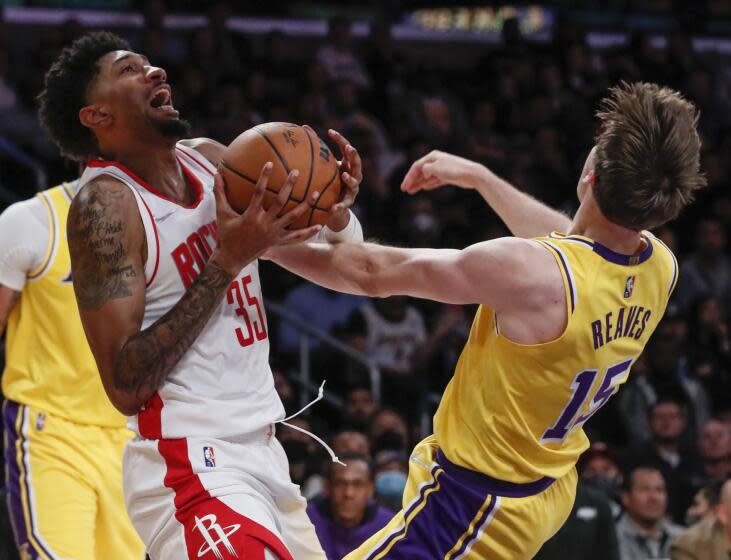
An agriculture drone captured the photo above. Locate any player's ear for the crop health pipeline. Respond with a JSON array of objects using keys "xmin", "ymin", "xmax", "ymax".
[{"xmin": 79, "ymin": 104, "xmax": 112, "ymax": 130}]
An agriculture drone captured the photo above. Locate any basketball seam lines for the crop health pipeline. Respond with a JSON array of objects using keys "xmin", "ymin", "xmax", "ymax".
[
  {"xmin": 220, "ymin": 161, "xmax": 302, "ymax": 201},
  {"xmin": 308, "ymin": 164, "xmax": 339, "ymax": 225},
  {"xmin": 253, "ymin": 127, "xmax": 290, "ymax": 174},
  {"xmin": 303, "ymin": 128, "xmax": 315, "ymax": 206}
]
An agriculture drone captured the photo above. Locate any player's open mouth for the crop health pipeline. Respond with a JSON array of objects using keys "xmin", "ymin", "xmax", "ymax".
[{"xmin": 149, "ymin": 86, "xmax": 178, "ymax": 115}]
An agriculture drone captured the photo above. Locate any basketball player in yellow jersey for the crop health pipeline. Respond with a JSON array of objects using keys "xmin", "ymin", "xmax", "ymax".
[
  {"xmin": 264, "ymin": 82, "xmax": 705, "ymax": 558},
  {"xmin": 0, "ymin": 181, "xmax": 144, "ymax": 559}
]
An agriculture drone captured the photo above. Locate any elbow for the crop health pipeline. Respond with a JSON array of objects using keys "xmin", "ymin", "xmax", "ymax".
[
  {"xmin": 103, "ymin": 368, "xmax": 146, "ymax": 416},
  {"xmin": 108, "ymin": 387, "xmax": 144, "ymax": 416},
  {"xmin": 358, "ymin": 256, "xmax": 390, "ymax": 298}
]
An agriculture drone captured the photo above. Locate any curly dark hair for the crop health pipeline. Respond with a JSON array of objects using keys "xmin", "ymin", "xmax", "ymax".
[{"xmin": 38, "ymin": 31, "xmax": 130, "ymax": 161}]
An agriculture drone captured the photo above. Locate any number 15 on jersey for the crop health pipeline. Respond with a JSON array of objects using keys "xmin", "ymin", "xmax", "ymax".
[{"xmin": 541, "ymin": 358, "xmax": 634, "ymax": 444}]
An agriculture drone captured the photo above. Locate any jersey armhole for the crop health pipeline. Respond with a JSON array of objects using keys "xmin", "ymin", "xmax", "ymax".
[
  {"xmin": 27, "ymin": 192, "xmax": 56, "ymax": 280},
  {"xmin": 536, "ymin": 239, "xmax": 577, "ymax": 317},
  {"xmin": 647, "ymin": 234, "xmax": 679, "ymax": 296}
]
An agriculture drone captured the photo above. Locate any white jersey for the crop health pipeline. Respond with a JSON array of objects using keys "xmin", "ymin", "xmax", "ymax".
[{"xmin": 79, "ymin": 143, "xmax": 284, "ymax": 440}]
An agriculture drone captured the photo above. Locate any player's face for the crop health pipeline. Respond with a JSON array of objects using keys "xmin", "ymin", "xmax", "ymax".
[{"xmin": 87, "ymin": 49, "xmax": 188, "ymax": 140}]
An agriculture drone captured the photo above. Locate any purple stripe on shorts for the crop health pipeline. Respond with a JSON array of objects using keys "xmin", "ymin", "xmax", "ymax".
[
  {"xmin": 449, "ymin": 494, "xmax": 498, "ymax": 559},
  {"xmin": 3, "ymin": 400, "xmax": 29, "ymax": 550},
  {"xmin": 436, "ymin": 449, "xmax": 555, "ymax": 498},
  {"xmin": 364, "ymin": 465, "xmax": 443, "ymax": 560},
  {"xmin": 3, "ymin": 401, "xmax": 57, "ymax": 559}
]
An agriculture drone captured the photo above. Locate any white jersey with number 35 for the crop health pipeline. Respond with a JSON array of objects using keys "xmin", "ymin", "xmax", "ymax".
[{"xmin": 79, "ymin": 142, "xmax": 284, "ymax": 440}]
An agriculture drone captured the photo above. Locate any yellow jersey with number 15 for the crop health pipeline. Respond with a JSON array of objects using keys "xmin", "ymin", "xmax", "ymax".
[
  {"xmin": 434, "ymin": 231, "xmax": 677, "ymax": 483},
  {"xmin": 2, "ymin": 183, "xmax": 125, "ymax": 428}
]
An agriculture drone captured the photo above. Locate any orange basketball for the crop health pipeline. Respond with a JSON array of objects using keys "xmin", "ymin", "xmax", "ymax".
[{"xmin": 219, "ymin": 122, "xmax": 342, "ymax": 229}]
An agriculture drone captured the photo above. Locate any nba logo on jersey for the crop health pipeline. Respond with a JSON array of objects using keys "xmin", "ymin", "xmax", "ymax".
[
  {"xmin": 203, "ymin": 446, "xmax": 216, "ymax": 468},
  {"xmin": 35, "ymin": 413, "xmax": 46, "ymax": 432},
  {"xmin": 624, "ymin": 276, "xmax": 636, "ymax": 298}
]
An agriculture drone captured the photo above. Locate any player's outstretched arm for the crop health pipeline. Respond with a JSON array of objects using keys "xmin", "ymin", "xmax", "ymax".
[
  {"xmin": 268, "ymin": 236, "xmax": 559, "ymax": 311},
  {"xmin": 69, "ymin": 167, "xmax": 320, "ymax": 416},
  {"xmin": 401, "ymin": 150, "xmax": 571, "ymax": 238}
]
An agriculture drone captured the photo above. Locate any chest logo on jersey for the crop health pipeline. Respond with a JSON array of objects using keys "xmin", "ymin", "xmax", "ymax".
[
  {"xmin": 171, "ymin": 220, "xmax": 219, "ymax": 288},
  {"xmin": 624, "ymin": 275, "xmax": 636, "ymax": 298}
]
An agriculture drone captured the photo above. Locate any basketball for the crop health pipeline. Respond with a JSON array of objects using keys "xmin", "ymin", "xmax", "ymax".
[{"xmin": 219, "ymin": 122, "xmax": 342, "ymax": 229}]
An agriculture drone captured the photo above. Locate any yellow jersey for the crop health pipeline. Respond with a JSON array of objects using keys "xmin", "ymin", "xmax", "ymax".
[
  {"xmin": 2, "ymin": 183, "xmax": 125, "ymax": 428},
  {"xmin": 434, "ymin": 231, "xmax": 678, "ymax": 483}
]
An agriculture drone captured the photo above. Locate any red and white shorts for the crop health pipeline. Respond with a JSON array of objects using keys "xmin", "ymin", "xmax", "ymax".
[{"xmin": 122, "ymin": 426, "xmax": 325, "ymax": 560}]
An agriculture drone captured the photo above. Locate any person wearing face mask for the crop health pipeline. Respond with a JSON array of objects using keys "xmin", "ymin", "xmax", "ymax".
[
  {"xmin": 373, "ymin": 450, "xmax": 409, "ymax": 511},
  {"xmin": 307, "ymin": 454, "xmax": 393, "ymax": 560},
  {"xmin": 671, "ymin": 478, "xmax": 731, "ymax": 560}
]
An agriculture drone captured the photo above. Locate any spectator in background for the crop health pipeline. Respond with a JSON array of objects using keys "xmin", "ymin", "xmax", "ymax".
[
  {"xmin": 534, "ymin": 481, "xmax": 620, "ymax": 560},
  {"xmin": 331, "ymin": 430, "xmax": 371, "ymax": 458},
  {"xmin": 618, "ymin": 353, "xmax": 658, "ymax": 447},
  {"xmin": 671, "ymin": 478, "xmax": 731, "ymax": 560},
  {"xmin": 686, "ymin": 480, "xmax": 724, "ymax": 527},
  {"xmin": 346, "ymin": 298, "xmax": 427, "ymax": 415},
  {"xmin": 277, "ymin": 280, "xmax": 366, "ymax": 352},
  {"xmin": 675, "ymin": 218, "xmax": 731, "ymax": 313},
  {"xmin": 645, "ymin": 314, "xmax": 712, "ymax": 435},
  {"xmin": 373, "ymin": 450, "xmax": 408, "ymax": 512},
  {"xmin": 343, "ymin": 385, "xmax": 375, "ymax": 431},
  {"xmin": 579, "ymin": 442, "xmax": 624, "ymax": 519},
  {"xmin": 628, "ymin": 398, "xmax": 698, "ymax": 524},
  {"xmin": 272, "ymin": 367, "xmax": 298, "ymax": 413},
  {"xmin": 697, "ymin": 419, "xmax": 731, "ymax": 482},
  {"xmin": 616, "ymin": 466, "xmax": 684, "ymax": 560},
  {"xmin": 686, "ymin": 296, "xmax": 731, "ymax": 415},
  {"xmin": 306, "ymin": 454, "xmax": 392, "ymax": 560},
  {"xmin": 369, "ymin": 408, "xmax": 409, "ymax": 456},
  {"xmin": 304, "ymin": 429, "xmax": 372, "ymax": 500},
  {"xmin": 315, "ymin": 17, "xmax": 370, "ymax": 89}
]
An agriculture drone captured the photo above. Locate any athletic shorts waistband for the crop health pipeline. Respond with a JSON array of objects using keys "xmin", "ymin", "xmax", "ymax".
[{"xmin": 435, "ymin": 449, "xmax": 555, "ymax": 498}]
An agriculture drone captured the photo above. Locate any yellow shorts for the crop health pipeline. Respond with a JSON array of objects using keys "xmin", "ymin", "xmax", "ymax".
[
  {"xmin": 3, "ymin": 400, "xmax": 145, "ymax": 560},
  {"xmin": 345, "ymin": 435, "xmax": 577, "ymax": 560}
]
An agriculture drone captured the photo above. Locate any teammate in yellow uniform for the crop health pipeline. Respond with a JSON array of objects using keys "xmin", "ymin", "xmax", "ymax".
[
  {"xmin": 265, "ymin": 82, "xmax": 704, "ymax": 558},
  {"xmin": 0, "ymin": 181, "xmax": 144, "ymax": 559}
]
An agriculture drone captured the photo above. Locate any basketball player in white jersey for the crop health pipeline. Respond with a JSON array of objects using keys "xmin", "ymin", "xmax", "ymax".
[{"xmin": 37, "ymin": 32, "xmax": 363, "ymax": 560}]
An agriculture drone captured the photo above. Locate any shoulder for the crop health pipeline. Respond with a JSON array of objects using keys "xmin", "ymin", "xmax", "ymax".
[
  {"xmin": 69, "ymin": 176, "xmax": 143, "ymax": 246},
  {"xmin": 467, "ymin": 237, "xmax": 565, "ymax": 303},
  {"xmin": 0, "ymin": 196, "xmax": 47, "ymax": 227},
  {"xmin": 72, "ymin": 175, "xmax": 137, "ymax": 214},
  {"xmin": 178, "ymin": 137, "xmax": 226, "ymax": 167}
]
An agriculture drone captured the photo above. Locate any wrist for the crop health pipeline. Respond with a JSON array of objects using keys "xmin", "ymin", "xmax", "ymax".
[
  {"xmin": 210, "ymin": 250, "xmax": 242, "ymax": 277},
  {"xmin": 465, "ymin": 161, "xmax": 491, "ymax": 190},
  {"xmin": 327, "ymin": 211, "xmax": 350, "ymax": 233}
]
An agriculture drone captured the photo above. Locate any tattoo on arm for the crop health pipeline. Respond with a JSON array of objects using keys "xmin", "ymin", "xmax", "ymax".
[
  {"xmin": 68, "ymin": 185, "xmax": 139, "ymax": 310},
  {"xmin": 115, "ymin": 259, "xmax": 233, "ymax": 401}
]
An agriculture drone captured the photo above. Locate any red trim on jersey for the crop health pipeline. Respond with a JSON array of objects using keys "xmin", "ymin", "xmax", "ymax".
[
  {"xmin": 137, "ymin": 193, "xmax": 161, "ymax": 287},
  {"xmin": 157, "ymin": 438, "xmax": 294, "ymax": 560},
  {"xmin": 176, "ymin": 145, "xmax": 216, "ymax": 177},
  {"xmin": 138, "ymin": 392, "xmax": 163, "ymax": 439},
  {"xmin": 87, "ymin": 157, "xmax": 204, "ymax": 209}
]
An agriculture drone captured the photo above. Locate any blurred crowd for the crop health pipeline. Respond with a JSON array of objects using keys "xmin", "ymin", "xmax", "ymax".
[{"xmin": 1, "ymin": 2, "xmax": 731, "ymax": 558}]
